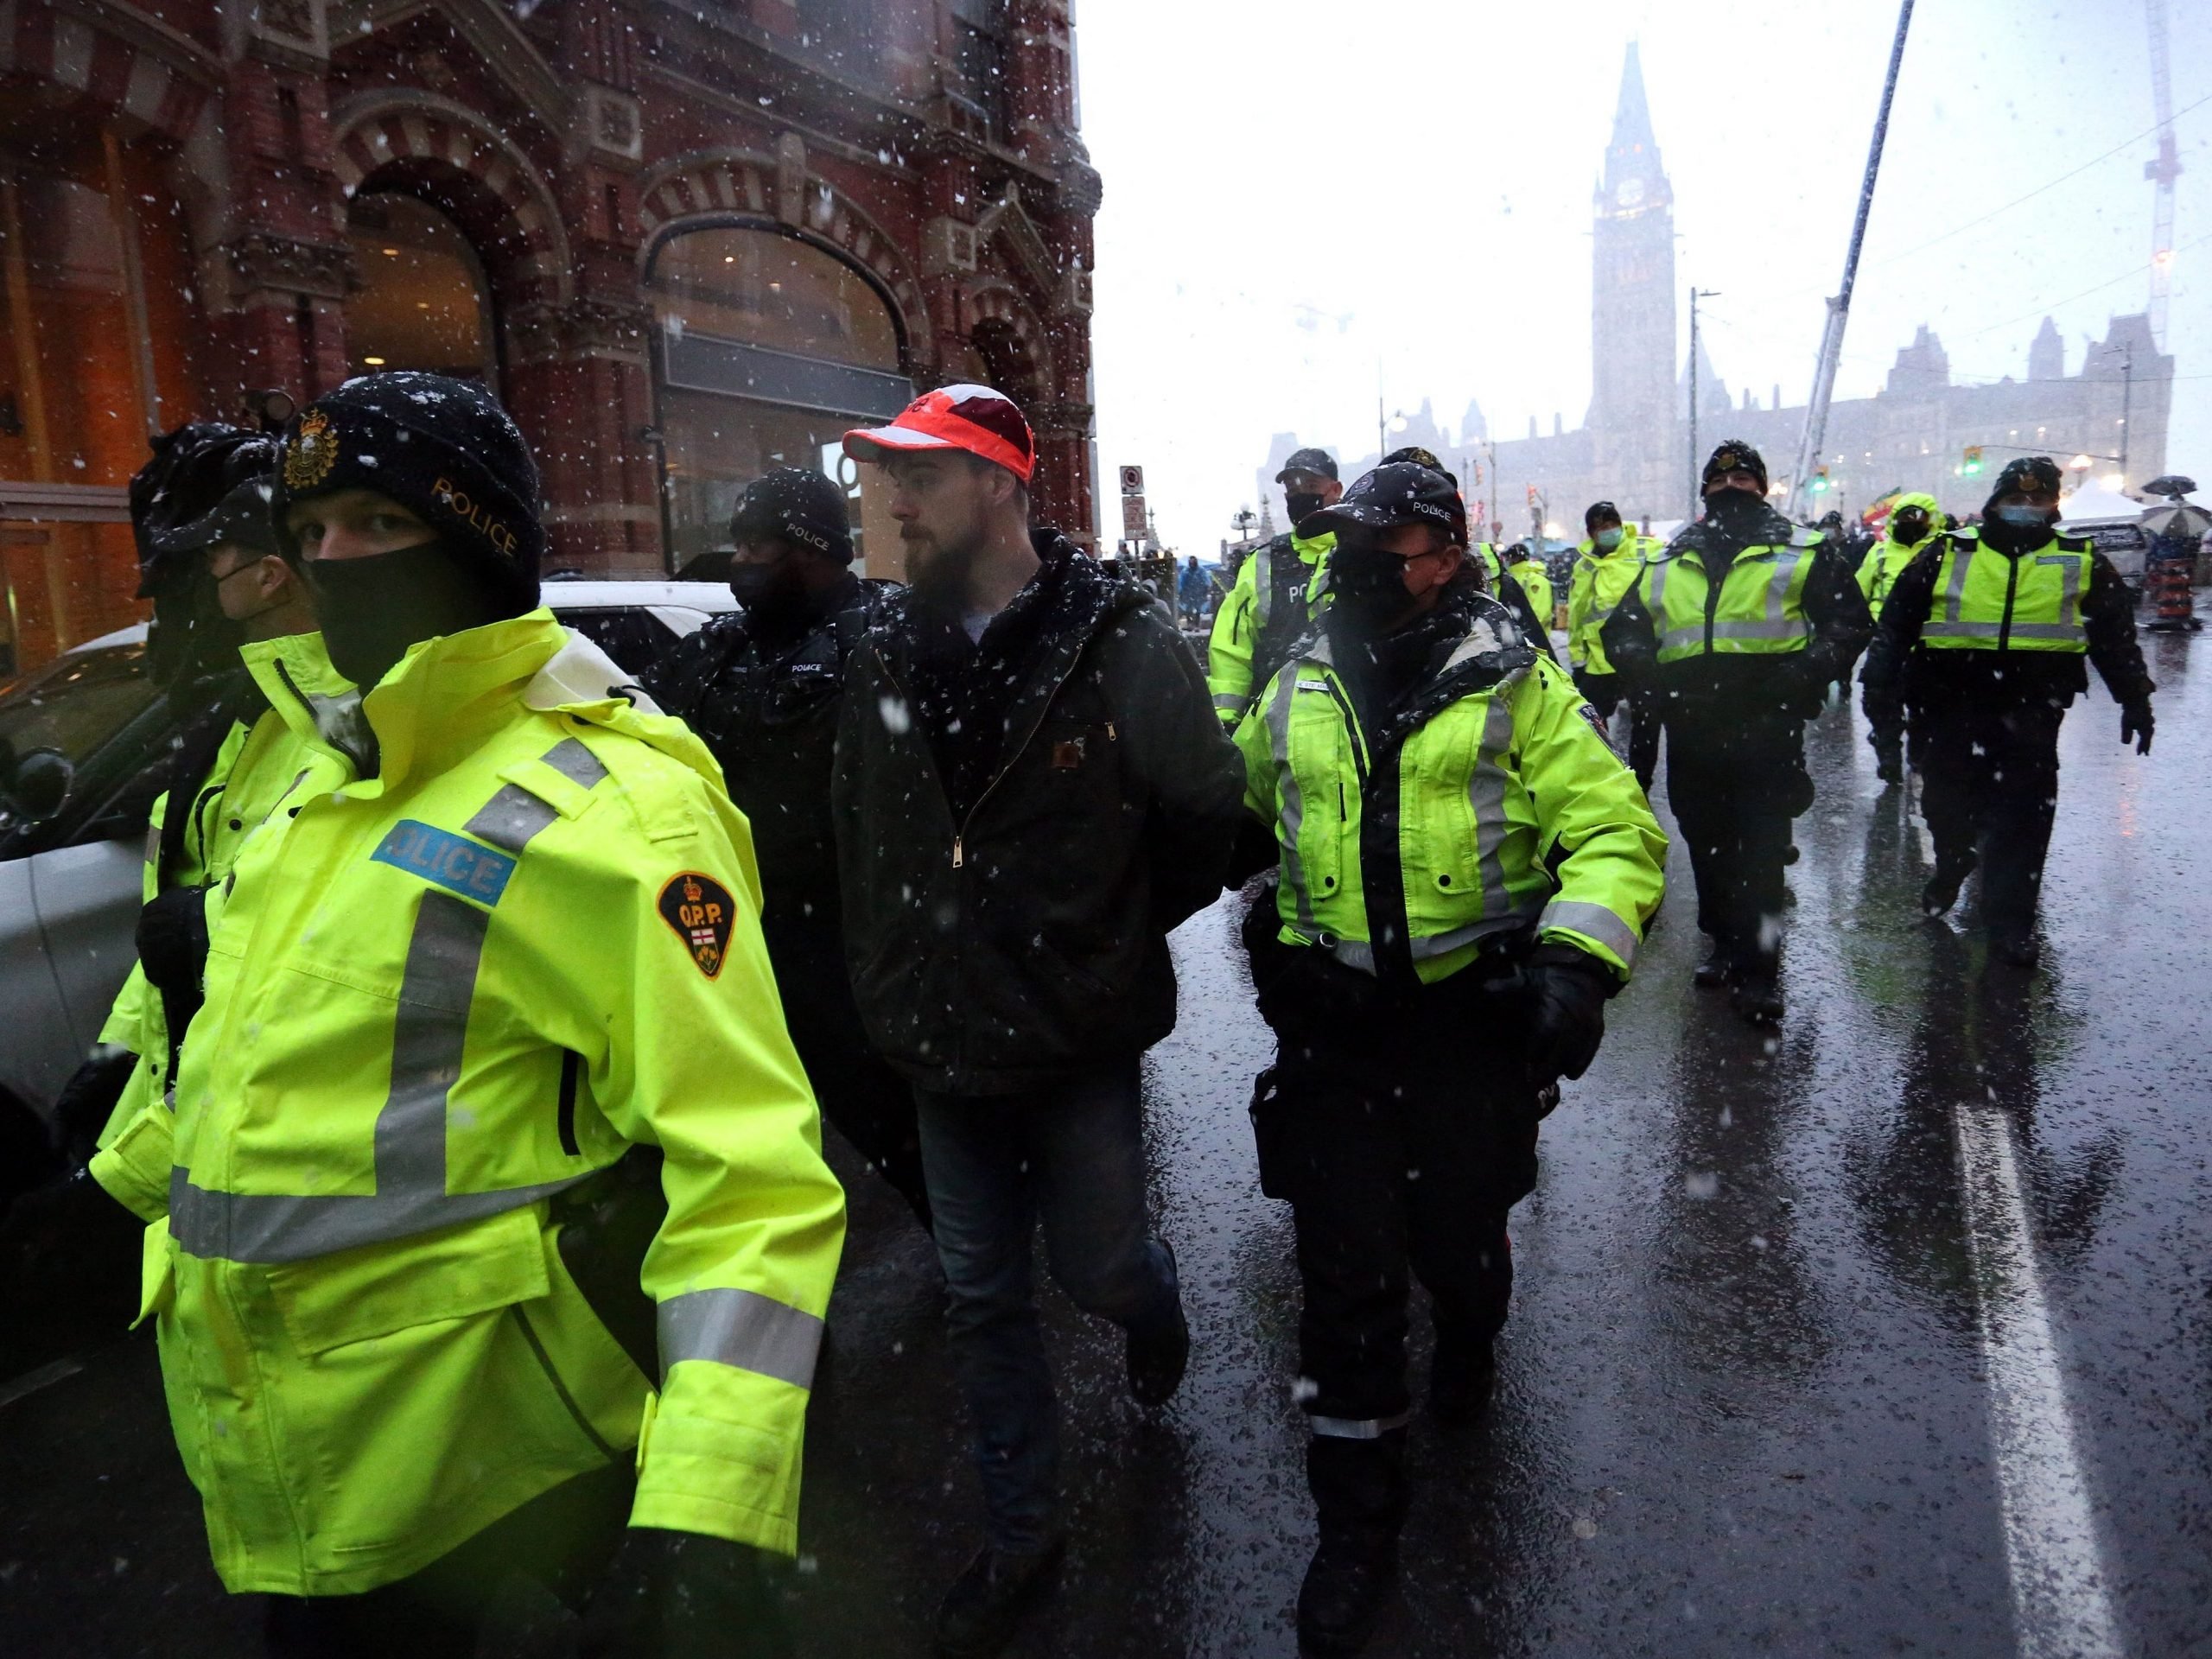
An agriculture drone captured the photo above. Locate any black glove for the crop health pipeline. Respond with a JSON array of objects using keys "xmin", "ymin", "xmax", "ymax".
[
  {"xmin": 582, "ymin": 1529, "xmax": 790, "ymax": 1659},
  {"xmin": 50, "ymin": 1045, "xmax": 137, "ymax": 1168},
  {"xmin": 2121, "ymin": 702, "xmax": 2154, "ymax": 755},
  {"xmin": 1522, "ymin": 945, "xmax": 1617, "ymax": 1087},
  {"xmin": 0, "ymin": 1166, "xmax": 143, "ymax": 1336}
]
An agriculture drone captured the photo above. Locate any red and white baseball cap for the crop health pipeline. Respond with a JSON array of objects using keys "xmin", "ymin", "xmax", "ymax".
[{"xmin": 843, "ymin": 384, "xmax": 1036, "ymax": 484}]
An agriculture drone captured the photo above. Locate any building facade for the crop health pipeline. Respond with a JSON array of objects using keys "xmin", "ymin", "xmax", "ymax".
[
  {"xmin": 0, "ymin": 0, "xmax": 1101, "ymax": 675},
  {"xmin": 1257, "ymin": 45, "xmax": 2174, "ymax": 544}
]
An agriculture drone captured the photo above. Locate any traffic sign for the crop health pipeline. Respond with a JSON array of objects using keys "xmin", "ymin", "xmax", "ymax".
[
  {"xmin": 1119, "ymin": 465, "xmax": 1145, "ymax": 496},
  {"xmin": 1121, "ymin": 495, "xmax": 1147, "ymax": 538}
]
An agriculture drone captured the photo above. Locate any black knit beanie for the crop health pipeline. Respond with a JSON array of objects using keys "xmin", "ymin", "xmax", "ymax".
[
  {"xmin": 1701, "ymin": 440, "xmax": 1768, "ymax": 494},
  {"xmin": 1984, "ymin": 455, "xmax": 2063, "ymax": 516},
  {"xmin": 271, "ymin": 372, "xmax": 543, "ymax": 612}
]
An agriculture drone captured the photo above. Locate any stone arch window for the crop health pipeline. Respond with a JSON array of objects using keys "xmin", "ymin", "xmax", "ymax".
[
  {"xmin": 345, "ymin": 193, "xmax": 499, "ymax": 386},
  {"xmin": 644, "ymin": 221, "xmax": 912, "ymax": 577}
]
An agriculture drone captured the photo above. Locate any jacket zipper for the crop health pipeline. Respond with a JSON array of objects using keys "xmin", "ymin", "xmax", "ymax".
[
  {"xmin": 556, "ymin": 1051, "xmax": 582, "ymax": 1156},
  {"xmin": 1702, "ymin": 550, "xmax": 1723, "ymax": 655},
  {"xmin": 950, "ymin": 656, "xmax": 1090, "ymax": 868},
  {"xmin": 1999, "ymin": 554, "xmax": 2020, "ymax": 652}
]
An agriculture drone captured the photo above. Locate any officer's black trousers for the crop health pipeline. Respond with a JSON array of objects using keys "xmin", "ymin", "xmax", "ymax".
[
  {"xmin": 1664, "ymin": 727, "xmax": 1812, "ymax": 974},
  {"xmin": 764, "ymin": 919, "xmax": 932, "ymax": 1230},
  {"xmin": 262, "ymin": 1463, "xmax": 631, "ymax": 1656},
  {"xmin": 1911, "ymin": 701, "xmax": 2065, "ymax": 937},
  {"xmin": 1576, "ymin": 670, "xmax": 1662, "ymax": 790},
  {"xmin": 1252, "ymin": 954, "xmax": 1540, "ymax": 1439}
]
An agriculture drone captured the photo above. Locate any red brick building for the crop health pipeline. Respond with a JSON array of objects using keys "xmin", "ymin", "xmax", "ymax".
[{"xmin": 0, "ymin": 0, "xmax": 1101, "ymax": 673}]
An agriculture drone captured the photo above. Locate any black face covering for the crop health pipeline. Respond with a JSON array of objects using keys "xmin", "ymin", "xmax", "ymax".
[
  {"xmin": 1285, "ymin": 492, "xmax": 1326, "ymax": 528},
  {"xmin": 298, "ymin": 539, "xmax": 513, "ymax": 690},
  {"xmin": 1704, "ymin": 487, "xmax": 1769, "ymax": 533},
  {"xmin": 1891, "ymin": 510, "xmax": 1931, "ymax": 547},
  {"xmin": 1328, "ymin": 541, "xmax": 1414, "ymax": 634}
]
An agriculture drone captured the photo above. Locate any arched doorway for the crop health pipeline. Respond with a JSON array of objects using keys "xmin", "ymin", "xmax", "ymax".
[
  {"xmin": 344, "ymin": 193, "xmax": 498, "ymax": 386},
  {"xmin": 645, "ymin": 222, "xmax": 912, "ymax": 575}
]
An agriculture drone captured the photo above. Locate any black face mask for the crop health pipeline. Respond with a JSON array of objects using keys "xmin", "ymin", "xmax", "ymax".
[
  {"xmin": 298, "ymin": 540, "xmax": 512, "ymax": 690},
  {"xmin": 1704, "ymin": 487, "xmax": 1768, "ymax": 528},
  {"xmin": 1329, "ymin": 542, "xmax": 1414, "ymax": 633},
  {"xmin": 1285, "ymin": 492, "xmax": 1326, "ymax": 528},
  {"xmin": 1891, "ymin": 511, "xmax": 1931, "ymax": 546}
]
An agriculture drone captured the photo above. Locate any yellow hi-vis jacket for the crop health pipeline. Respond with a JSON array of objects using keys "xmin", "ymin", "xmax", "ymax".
[
  {"xmin": 1638, "ymin": 525, "xmax": 1825, "ymax": 663},
  {"xmin": 133, "ymin": 611, "xmax": 845, "ymax": 1597},
  {"xmin": 1918, "ymin": 528, "xmax": 2094, "ymax": 653},
  {"xmin": 1856, "ymin": 493, "xmax": 1942, "ymax": 620},
  {"xmin": 1505, "ymin": 556, "xmax": 1554, "ymax": 628},
  {"xmin": 1233, "ymin": 595, "xmax": 1666, "ymax": 986},
  {"xmin": 1207, "ymin": 528, "xmax": 1335, "ymax": 726},
  {"xmin": 92, "ymin": 636, "xmax": 354, "ymax": 1219},
  {"xmin": 1567, "ymin": 532, "xmax": 1654, "ymax": 674}
]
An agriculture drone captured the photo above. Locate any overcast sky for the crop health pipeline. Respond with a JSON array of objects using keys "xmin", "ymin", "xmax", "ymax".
[{"xmin": 1079, "ymin": 0, "xmax": 2212, "ymax": 550}]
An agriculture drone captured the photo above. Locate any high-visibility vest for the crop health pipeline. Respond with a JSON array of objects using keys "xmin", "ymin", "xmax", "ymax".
[
  {"xmin": 1637, "ymin": 527, "xmax": 1825, "ymax": 663},
  {"xmin": 1567, "ymin": 533, "xmax": 1654, "ymax": 673},
  {"xmin": 1920, "ymin": 529, "xmax": 2092, "ymax": 653},
  {"xmin": 1206, "ymin": 529, "xmax": 1335, "ymax": 724},
  {"xmin": 92, "ymin": 635, "xmax": 352, "ymax": 1219},
  {"xmin": 1233, "ymin": 602, "xmax": 1666, "ymax": 985},
  {"xmin": 122, "ymin": 612, "xmax": 846, "ymax": 1596},
  {"xmin": 1858, "ymin": 491, "xmax": 1942, "ymax": 620}
]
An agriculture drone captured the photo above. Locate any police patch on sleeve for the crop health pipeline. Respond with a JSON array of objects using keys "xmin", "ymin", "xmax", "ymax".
[
  {"xmin": 658, "ymin": 872, "xmax": 735, "ymax": 978},
  {"xmin": 1578, "ymin": 702, "xmax": 1626, "ymax": 761}
]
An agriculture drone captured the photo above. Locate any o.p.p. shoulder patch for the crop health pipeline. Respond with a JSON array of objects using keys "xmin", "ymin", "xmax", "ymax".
[{"xmin": 658, "ymin": 872, "xmax": 735, "ymax": 978}]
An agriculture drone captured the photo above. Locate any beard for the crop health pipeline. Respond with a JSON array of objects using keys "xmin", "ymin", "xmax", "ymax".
[{"xmin": 904, "ymin": 518, "xmax": 982, "ymax": 607}]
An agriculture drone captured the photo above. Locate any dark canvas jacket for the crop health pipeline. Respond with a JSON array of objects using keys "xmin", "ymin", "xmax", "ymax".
[{"xmin": 834, "ymin": 531, "xmax": 1245, "ymax": 1096}]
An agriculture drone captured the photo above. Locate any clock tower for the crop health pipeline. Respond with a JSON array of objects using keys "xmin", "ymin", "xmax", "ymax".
[{"xmin": 1588, "ymin": 43, "xmax": 1676, "ymax": 442}]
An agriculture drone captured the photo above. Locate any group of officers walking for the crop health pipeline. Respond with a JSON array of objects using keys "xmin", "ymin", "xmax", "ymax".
[{"xmin": 5, "ymin": 370, "xmax": 2155, "ymax": 1659}]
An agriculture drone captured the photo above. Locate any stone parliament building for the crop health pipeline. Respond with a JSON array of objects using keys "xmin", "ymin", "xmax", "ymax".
[{"xmin": 1259, "ymin": 43, "xmax": 2173, "ymax": 541}]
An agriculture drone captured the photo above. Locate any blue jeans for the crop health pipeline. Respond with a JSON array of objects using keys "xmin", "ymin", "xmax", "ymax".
[{"xmin": 915, "ymin": 1057, "xmax": 1182, "ymax": 1551}]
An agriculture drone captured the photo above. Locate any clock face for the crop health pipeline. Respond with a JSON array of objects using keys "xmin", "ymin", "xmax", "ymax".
[{"xmin": 1617, "ymin": 177, "xmax": 1646, "ymax": 208}]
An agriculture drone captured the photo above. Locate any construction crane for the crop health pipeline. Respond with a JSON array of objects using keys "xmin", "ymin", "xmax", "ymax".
[{"xmin": 2145, "ymin": 0, "xmax": 2180, "ymax": 350}]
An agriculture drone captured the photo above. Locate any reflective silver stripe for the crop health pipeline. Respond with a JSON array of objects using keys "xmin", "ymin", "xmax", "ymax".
[
  {"xmin": 1212, "ymin": 692, "xmax": 1251, "ymax": 714},
  {"xmin": 1707, "ymin": 619, "xmax": 1810, "ymax": 643},
  {"xmin": 1253, "ymin": 556, "xmax": 1274, "ymax": 630},
  {"xmin": 171, "ymin": 741, "xmax": 609, "ymax": 1265},
  {"xmin": 466, "ymin": 785, "xmax": 560, "ymax": 854},
  {"xmin": 1658, "ymin": 626, "xmax": 1707, "ymax": 654},
  {"xmin": 1468, "ymin": 690, "xmax": 1521, "ymax": 924},
  {"xmin": 2038, "ymin": 552, "xmax": 2086, "ymax": 634},
  {"xmin": 540, "ymin": 737, "xmax": 609, "ymax": 789},
  {"xmin": 1941, "ymin": 546, "xmax": 1974, "ymax": 624},
  {"xmin": 1763, "ymin": 551, "xmax": 1802, "ymax": 622},
  {"xmin": 1538, "ymin": 899, "xmax": 1640, "ymax": 970},
  {"xmin": 2005, "ymin": 623, "xmax": 2088, "ymax": 642},
  {"xmin": 1321, "ymin": 912, "xmax": 1537, "ymax": 975},
  {"xmin": 658, "ymin": 1287, "xmax": 823, "ymax": 1389},
  {"xmin": 1310, "ymin": 1411, "xmax": 1412, "ymax": 1440},
  {"xmin": 1643, "ymin": 556, "xmax": 1671, "ymax": 619},
  {"xmin": 1264, "ymin": 676, "xmax": 1321, "ymax": 937},
  {"xmin": 168, "ymin": 1168, "xmax": 592, "ymax": 1264},
  {"xmin": 1928, "ymin": 620, "xmax": 2007, "ymax": 639}
]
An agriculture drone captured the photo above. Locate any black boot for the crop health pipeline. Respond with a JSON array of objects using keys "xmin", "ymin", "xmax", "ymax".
[
  {"xmin": 1126, "ymin": 1241, "xmax": 1190, "ymax": 1408},
  {"xmin": 934, "ymin": 1537, "xmax": 1065, "ymax": 1659},
  {"xmin": 1693, "ymin": 944, "xmax": 1736, "ymax": 989},
  {"xmin": 1299, "ymin": 1433, "xmax": 1408, "ymax": 1656},
  {"xmin": 1428, "ymin": 1328, "xmax": 1497, "ymax": 1426}
]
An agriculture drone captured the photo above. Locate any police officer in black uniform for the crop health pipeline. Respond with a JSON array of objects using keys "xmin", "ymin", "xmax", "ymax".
[{"xmin": 648, "ymin": 468, "xmax": 930, "ymax": 1226}]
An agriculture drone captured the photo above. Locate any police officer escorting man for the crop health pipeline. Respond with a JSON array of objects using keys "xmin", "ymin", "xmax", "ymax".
[
  {"xmin": 1854, "ymin": 491, "xmax": 1943, "ymax": 784},
  {"xmin": 1210, "ymin": 445, "xmax": 1342, "ymax": 726},
  {"xmin": 1567, "ymin": 499, "xmax": 1660, "ymax": 789},
  {"xmin": 118, "ymin": 372, "xmax": 846, "ymax": 1656},
  {"xmin": 1862, "ymin": 455, "xmax": 2154, "ymax": 965},
  {"xmin": 1603, "ymin": 441, "xmax": 1872, "ymax": 1023},
  {"xmin": 1234, "ymin": 460, "xmax": 1667, "ymax": 1655},
  {"xmin": 646, "ymin": 467, "xmax": 931, "ymax": 1229}
]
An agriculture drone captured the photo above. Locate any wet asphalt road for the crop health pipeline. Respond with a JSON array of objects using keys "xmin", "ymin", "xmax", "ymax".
[{"xmin": 4, "ymin": 632, "xmax": 2210, "ymax": 1657}]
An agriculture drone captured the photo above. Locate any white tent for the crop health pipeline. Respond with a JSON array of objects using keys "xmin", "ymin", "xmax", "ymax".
[{"xmin": 2058, "ymin": 483, "xmax": 2143, "ymax": 526}]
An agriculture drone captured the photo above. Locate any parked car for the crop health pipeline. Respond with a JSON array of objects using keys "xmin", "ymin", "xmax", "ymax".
[{"xmin": 0, "ymin": 582, "xmax": 736, "ymax": 1211}]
